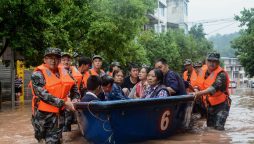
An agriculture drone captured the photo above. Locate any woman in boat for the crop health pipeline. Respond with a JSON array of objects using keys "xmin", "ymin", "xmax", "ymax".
[
  {"xmin": 128, "ymin": 66, "xmax": 151, "ymax": 99},
  {"xmin": 107, "ymin": 69, "xmax": 129, "ymax": 100},
  {"xmin": 144, "ymin": 69, "xmax": 170, "ymax": 98}
]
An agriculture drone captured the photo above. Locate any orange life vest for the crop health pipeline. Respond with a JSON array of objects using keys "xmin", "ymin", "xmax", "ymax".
[
  {"xmin": 202, "ymin": 64, "xmax": 208, "ymax": 71},
  {"xmin": 193, "ymin": 66, "xmax": 207, "ymax": 90},
  {"xmin": 31, "ymin": 64, "xmax": 75, "ymax": 113},
  {"xmin": 183, "ymin": 70, "xmax": 197, "ymax": 86},
  {"xmin": 201, "ymin": 66, "xmax": 229, "ymax": 106},
  {"xmin": 183, "ymin": 70, "xmax": 197, "ymax": 93},
  {"xmin": 82, "ymin": 68, "xmax": 105, "ymax": 89},
  {"xmin": 107, "ymin": 72, "xmax": 113, "ymax": 77},
  {"xmin": 70, "ymin": 66, "xmax": 82, "ymax": 90}
]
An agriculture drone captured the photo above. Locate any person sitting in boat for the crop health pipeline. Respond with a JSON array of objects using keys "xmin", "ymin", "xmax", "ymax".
[
  {"xmin": 121, "ymin": 63, "xmax": 140, "ymax": 96},
  {"xmin": 107, "ymin": 69, "xmax": 129, "ymax": 100},
  {"xmin": 81, "ymin": 75, "xmax": 102, "ymax": 102},
  {"xmin": 144, "ymin": 69, "xmax": 170, "ymax": 98},
  {"xmin": 101, "ymin": 75, "xmax": 114, "ymax": 100},
  {"xmin": 107, "ymin": 61, "xmax": 121, "ymax": 77},
  {"xmin": 129, "ymin": 66, "xmax": 151, "ymax": 99},
  {"xmin": 155, "ymin": 58, "xmax": 186, "ymax": 96}
]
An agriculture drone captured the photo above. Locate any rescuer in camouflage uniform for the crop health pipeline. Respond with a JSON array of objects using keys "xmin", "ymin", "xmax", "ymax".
[
  {"xmin": 61, "ymin": 52, "xmax": 81, "ymax": 132},
  {"xmin": 31, "ymin": 48, "xmax": 80, "ymax": 144},
  {"xmin": 194, "ymin": 52, "xmax": 231, "ymax": 130}
]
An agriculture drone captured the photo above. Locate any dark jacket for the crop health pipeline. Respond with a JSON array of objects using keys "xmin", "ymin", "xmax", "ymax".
[
  {"xmin": 163, "ymin": 70, "xmax": 187, "ymax": 96},
  {"xmin": 81, "ymin": 92, "xmax": 100, "ymax": 102},
  {"xmin": 107, "ymin": 83, "xmax": 129, "ymax": 100}
]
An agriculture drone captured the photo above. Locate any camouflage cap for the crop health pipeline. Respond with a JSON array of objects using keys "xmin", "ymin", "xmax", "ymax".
[
  {"xmin": 92, "ymin": 55, "xmax": 103, "ymax": 61},
  {"xmin": 184, "ymin": 59, "xmax": 192, "ymax": 66},
  {"xmin": 111, "ymin": 61, "xmax": 121, "ymax": 67},
  {"xmin": 44, "ymin": 47, "xmax": 61, "ymax": 57},
  {"xmin": 61, "ymin": 52, "xmax": 72, "ymax": 58},
  {"xmin": 193, "ymin": 61, "xmax": 202, "ymax": 68},
  {"xmin": 207, "ymin": 52, "xmax": 220, "ymax": 61}
]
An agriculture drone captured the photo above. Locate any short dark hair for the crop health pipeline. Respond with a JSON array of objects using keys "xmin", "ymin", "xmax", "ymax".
[
  {"xmin": 78, "ymin": 56, "xmax": 91, "ymax": 67},
  {"xmin": 155, "ymin": 58, "xmax": 167, "ymax": 65},
  {"xmin": 87, "ymin": 75, "xmax": 101, "ymax": 91},
  {"xmin": 141, "ymin": 66, "xmax": 152, "ymax": 74},
  {"xmin": 101, "ymin": 75, "xmax": 114, "ymax": 86},
  {"xmin": 112, "ymin": 69, "xmax": 124, "ymax": 78},
  {"xmin": 150, "ymin": 69, "xmax": 164, "ymax": 84},
  {"xmin": 128, "ymin": 63, "xmax": 139, "ymax": 71}
]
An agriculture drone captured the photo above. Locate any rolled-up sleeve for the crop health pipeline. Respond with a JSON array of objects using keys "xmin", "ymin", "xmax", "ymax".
[{"xmin": 210, "ymin": 72, "xmax": 227, "ymax": 94}]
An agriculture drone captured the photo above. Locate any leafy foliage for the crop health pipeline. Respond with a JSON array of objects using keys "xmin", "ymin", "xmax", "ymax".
[
  {"xmin": 0, "ymin": 0, "xmax": 155, "ymax": 66},
  {"xmin": 231, "ymin": 8, "xmax": 254, "ymax": 77},
  {"xmin": 139, "ymin": 26, "xmax": 213, "ymax": 72},
  {"xmin": 0, "ymin": 0, "xmax": 212, "ymax": 72}
]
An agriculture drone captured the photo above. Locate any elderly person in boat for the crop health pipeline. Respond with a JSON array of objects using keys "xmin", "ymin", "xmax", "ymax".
[
  {"xmin": 129, "ymin": 66, "xmax": 151, "ymax": 99},
  {"xmin": 107, "ymin": 69, "xmax": 129, "ymax": 100},
  {"xmin": 144, "ymin": 69, "xmax": 170, "ymax": 98}
]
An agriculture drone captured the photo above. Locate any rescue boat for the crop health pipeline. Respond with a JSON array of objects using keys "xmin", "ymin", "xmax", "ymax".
[{"xmin": 75, "ymin": 95, "xmax": 194, "ymax": 144}]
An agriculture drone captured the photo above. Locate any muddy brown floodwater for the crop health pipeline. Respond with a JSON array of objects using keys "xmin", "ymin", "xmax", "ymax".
[{"xmin": 0, "ymin": 88, "xmax": 254, "ymax": 144}]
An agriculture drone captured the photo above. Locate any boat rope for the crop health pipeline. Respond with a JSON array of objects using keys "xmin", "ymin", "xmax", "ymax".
[
  {"xmin": 87, "ymin": 101, "xmax": 108, "ymax": 122},
  {"xmin": 87, "ymin": 101, "xmax": 112, "ymax": 132},
  {"xmin": 104, "ymin": 133, "xmax": 114, "ymax": 144}
]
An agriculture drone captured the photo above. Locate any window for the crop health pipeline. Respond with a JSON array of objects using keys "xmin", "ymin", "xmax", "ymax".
[
  {"xmin": 184, "ymin": 1, "xmax": 188, "ymax": 16},
  {"xmin": 159, "ymin": 2, "xmax": 165, "ymax": 17}
]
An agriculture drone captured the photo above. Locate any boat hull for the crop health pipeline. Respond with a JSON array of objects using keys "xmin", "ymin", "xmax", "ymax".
[{"xmin": 75, "ymin": 95, "xmax": 194, "ymax": 143}]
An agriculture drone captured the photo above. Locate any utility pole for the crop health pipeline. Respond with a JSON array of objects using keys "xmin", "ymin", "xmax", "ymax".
[
  {"xmin": 158, "ymin": 0, "xmax": 160, "ymax": 33},
  {"xmin": 11, "ymin": 48, "xmax": 15, "ymax": 109}
]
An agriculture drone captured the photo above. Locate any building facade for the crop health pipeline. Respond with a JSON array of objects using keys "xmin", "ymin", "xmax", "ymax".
[
  {"xmin": 147, "ymin": 0, "xmax": 189, "ymax": 33},
  {"xmin": 221, "ymin": 57, "xmax": 248, "ymax": 85}
]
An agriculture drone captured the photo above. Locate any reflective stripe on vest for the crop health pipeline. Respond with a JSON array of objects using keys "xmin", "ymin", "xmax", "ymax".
[
  {"xmin": 31, "ymin": 64, "xmax": 75, "ymax": 113},
  {"xmin": 202, "ymin": 66, "xmax": 229, "ymax": 106}
]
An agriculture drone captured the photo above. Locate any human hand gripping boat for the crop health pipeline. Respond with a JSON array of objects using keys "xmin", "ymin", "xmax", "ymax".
[{"xmin": 74, "ymin": 94, "xmax": 194, "ymax": 144}]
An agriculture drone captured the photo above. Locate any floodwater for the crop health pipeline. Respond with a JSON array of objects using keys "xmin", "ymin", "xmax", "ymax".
[{"xmin": 0, "ymin": 88, "xmax": 254, "ymax": 144}]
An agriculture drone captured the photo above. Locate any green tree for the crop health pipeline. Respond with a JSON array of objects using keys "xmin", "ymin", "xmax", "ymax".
[
  {"xmin": 232, "ymin": 8, "xmax": 254, "ymax": 76},
  {"xmin": 189, "ymin": 24, "xmax": 206, "ymax": 40},
  {"xmin": 0, "ymin": 0, "xmax": 155, "ymax": 66},
  {"xmin": 188, "ymin": 24, "xmax": 213, "ymax": 61}
]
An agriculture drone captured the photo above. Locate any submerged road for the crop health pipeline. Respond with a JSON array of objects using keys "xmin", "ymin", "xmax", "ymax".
[{"xmin": 0, "ymin": 88, "xmax": 253, "ymax": 144}]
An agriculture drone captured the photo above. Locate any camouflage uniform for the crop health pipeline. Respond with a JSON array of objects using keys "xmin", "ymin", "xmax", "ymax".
[
  {"xmin": 204, "ymin": 52, "xmax": 231, "ymax": 130},
  {"xmin": 31, "ymin": 48, "xmax": 80, "ymax": 143},
  {"xmin": 62, "ymin": 67, "xmax": 80, "ymax": 132},
  {"xmin": 184, "ymin": 59, "xmax": 192, "ymax": 82}
]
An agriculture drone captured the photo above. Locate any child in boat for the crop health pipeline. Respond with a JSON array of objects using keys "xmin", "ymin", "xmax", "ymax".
[{"xmin": 81, "ymin": 75, "xmax": 102, "ymax": 102}]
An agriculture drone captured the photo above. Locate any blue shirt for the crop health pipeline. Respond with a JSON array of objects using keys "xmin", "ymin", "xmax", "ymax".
[
  {"xmin": 163, "ymin": 70, "xmax": 187, "ymax": 96},
  {"xmin": 107, "ymin": 83, "xmax": 129, "ymax": 100},
  {"xmin": 81, "ymin": 92, "xmax": 100, "ymax": 102}
]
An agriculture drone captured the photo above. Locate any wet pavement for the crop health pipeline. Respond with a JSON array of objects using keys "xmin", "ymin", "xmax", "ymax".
[{"xmin": 0, "ymin": 88, "xmax": 254, "ymax": 144}]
